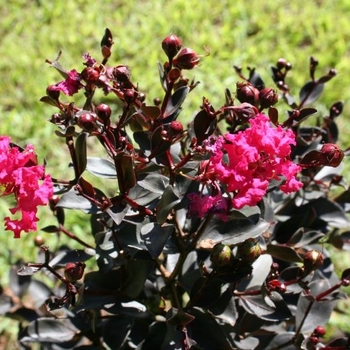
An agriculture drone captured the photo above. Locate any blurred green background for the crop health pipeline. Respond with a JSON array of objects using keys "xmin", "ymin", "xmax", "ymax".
[{"xmin": 1, "ymin": 0, "xmax": 350, "ymax": 345}]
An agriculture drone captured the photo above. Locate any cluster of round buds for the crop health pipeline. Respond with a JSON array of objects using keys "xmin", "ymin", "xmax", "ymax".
[
  {"xmin": 308, "ymin": 326, "xmax": 326, "ymax": 346},
  {"xmin": 235, "ymin": 82, "xmax": 278, "ymax": 109},
  {"xmin": 162, "ymin": 34, "xmax": 201, "ymax": 70}
]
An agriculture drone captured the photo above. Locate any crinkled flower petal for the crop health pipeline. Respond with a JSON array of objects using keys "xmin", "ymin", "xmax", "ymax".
[
  {"xmin": 205, "ymin": 113, "xmax": 302, "ymax": 209},
  {"xmin": 51, "ymin": 69, "xmax": 82, "ymax": 96},
  {"xmin": 0, "ymin": 137, "xmax": 54, "ymax": 238}
]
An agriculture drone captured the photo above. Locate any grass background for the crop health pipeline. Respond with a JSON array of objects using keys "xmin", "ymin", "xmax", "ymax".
[{"xmin": 1, "ymin": 0, "xmax": 350, "ymax": 346}]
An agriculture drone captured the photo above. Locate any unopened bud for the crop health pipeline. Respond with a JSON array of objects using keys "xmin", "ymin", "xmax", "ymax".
[
  {"xmin": 34, "ymin": 235, "xmax": 45, "ymax": 247},
  {"xmin": 210, "ymin": 243, "xmax": 232, "ymax": 267},
  {"xmin": 81, "ymin": 66, "xmax": 100, "ymax": 83},
  {"xmin": 313, "ymin": 326, "xmax": 326, "ymax": 337},
  {"xmin": 231, "ymin": 102, "xmax": 259, "ymax": 121},
  {"xmin": 236, "ymin": 82, "xmax": 260, "ymax": 105},
  {"xmin": 162, "ymin": 34, "xmax": 182, "ymax": 60},
  {"xmin": 168, "ymin": 121, "xmax": 183, "ymax": 137},
  {"xmin": 259, "ymin": 87, "xmax": 278, "ymax": 109},
  {"xmin": 319, "ymin": 143, "xmax": 344, "ymax": 167},
  {"xmin": 77, "ymin": 113, "xmax": 97, "ymax": 132},
  {"xmin": 96, "ymin": 104, "xmax": 112, "ymax": 124},
  {"xmin": 237, "ymin": 239, "xmax": 262, "ymax": 264},
  {"xmin": 113, "ymin": 65, "xmax": 131, "ymax": 82},
  {"xmin": 46, "ymin": 85, "xmax": 60, "ymax": 100},
  {"xmin": 64, "ymin": 262, "xmax": 86, "ymax": 282},
  {"xmin": 303, "ymin": 250, "xmax": 324, "ymax": 272},
  {"xmin": 173, "ymin": 48, "xmax": 200, "ymax": 70}
]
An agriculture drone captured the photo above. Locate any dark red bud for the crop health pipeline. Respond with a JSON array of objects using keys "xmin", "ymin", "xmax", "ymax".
[
  {"xmin": 78, "ymin": 113, "xmax": 97, "ymax": 132},
  {"xmin": 268, "ymin": 279, "xmax": 287, "ymax": 293},
  {"xmin": 138, "ymin": 92, "xmax": 146, "ymax": 102},
  {"xmin": 173, "ymin": 48, "xmax": 200, "ymax": 70},
  {"xmin": 113, "ymin": 65, "xmax": 131, "ymax": 82},
  {"xmin": 236, "ymin": 82, "xmax": 260, "ymax": 105},
  {"xmin": 210, "ymin": 243, "xmax": 232, "ymax": 267},
  {"xmin": 320, "ymin": 143, "xmax": 344, "ymax": 167},
  {"xmin": 237, "ymin": 239, "xmax": 262, "ymax": 264},
  {"xmin": 64, "ymin": 262, "xmax": 86, "ymax": 283},
  {"xmin": 231, "ymin": 102, "xmax": 259, "ymax": 121},
  {"xmin": 153, "ymin": 98, "xmax": 161, "ymax": 106},
  {"xmin": 96, "ymin": 104, "xmax": 112, "ymax": 124},
  {"xmin": 168, "ymin": 121, "xmax": 183, "ymax": 137},
  {"xmin": 81, "ymin": 66, "xmax": 100, "ymax": 83},
  {"xmin": 123, "ymin": 89, "xmax": 137, "ymax": 104},
  {"xmin": 276, "ymin": 58, "xmax": 287, "ymax": 69},
  {"xmin": 162, "ymin": 34, "xmax": 182, "ymax": 60},
  {"xmin": 303, "ymin": 250, "xmax": 324, "ymax": 272},
  {"xmin": 46, "ymin": 85, "xmax": 60, "ymax": 100},
  {"xmin": 168, "ymin": 68, "xmax": 181, "ymax": 82},
  {"xmin": 313, "ymin": 326, "xmax": 326, "ymax": 337},
  {"xmin": 259, "ymin": 87, "xmax": 279, "ymax": 109},
  {"xmin": 49, "ymin": 195, "xmax": 60, "ymax": 211}
]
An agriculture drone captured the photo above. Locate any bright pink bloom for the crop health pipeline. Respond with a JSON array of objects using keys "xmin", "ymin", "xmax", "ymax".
[
  {"xmin": 51, "ymin": 69, "xmax": 82, "ymax": 96},
  {"xmin": 206, "ymin": 113, "xmax": 302, "ymax": 209},
  {"xmin": 188, "ymin": 193, "xmax": 229, "ymax": 219},
  {"xmin": 0, "ymin": 136, "xmax": 54, "ymax": 238}
]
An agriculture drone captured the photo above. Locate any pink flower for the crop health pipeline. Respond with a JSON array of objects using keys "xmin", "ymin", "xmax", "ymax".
[
  {"xmin": 51, "ymin": 69, "xmax": 82, "ymax": 96},
  {"xmin": 205, "ymin": 113, "xmax": 302, "ymax": 209},
  {"xmin": 0, "ymin": 136, "xmax": 53, "ymax": 238},
  {"xmin": 188, "ymin": 193, "xmax": 229, "ymax": 219}
]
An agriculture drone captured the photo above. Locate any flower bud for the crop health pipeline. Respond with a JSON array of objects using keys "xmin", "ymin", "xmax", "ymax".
[
  {"xmin": 46, "ymin": 85, "xmax": 60, "ymax": 100},
  {"xmin": 173, "ymin": 48, "xmax": 200, "ymax": 70},
  {"xmin": 313, "ymin": 326, "xmax": 326, "ymax": 337},
  {"xmin": 34, "ymin": 235, "xmax": 45, "ymax": 247},
  {"xmin": 168, "ymin": 121, "xmax": 183, "ymax": 138},
  {"xmin": 64, "ymin": 262, "xmax": 86, "ymax": 283},
  {"xmin": 77, "ymin": 113, "xmax": 97, "ymax": 132},
  {"xmin": 259, "ymin": 87, "xmax": 278, "ymax": 109},
  {"xmin": 276, "ymin": 58, "xmax": 288, "ymax": 69},
  {"xmin": 237, "ymin": 239, "xmax": 262, "ymax": 264},
  {"xmin": 231, "ymin": 102, "xmax": 259, "ymax": 121},
  {"xmin": 162, "ymin": 34, "xmax": 182, "ymax": 60},
  {"xmin": 210, "ymin": 243, "xmax": 232, "ymax": 267},
  {"xmin": 113, "ymin": 65, "xmax": 131, "ymax": 82},
  {"xmin": 168, "ymin": 68, "xmax": 181, "ymax": 82},
  {"xmin": 303, "ymin": 250, "xmax": 324, "ymax": 273},
  {"xmin": 319, "ymin": 143, "xmax": 344, "ymax": 167},
  {"xmin": 81, "ymin": 66, "xmax": 100, "ymax": 83},
  {"xmin": 123, "ymin": 89, "xmax": 137, "ymax": 104},
  {"xmin": 236, "ymin": 82, "xmax": 260, "ymax": 105},
  {"xmin": 96, "ymin": 104, "xmax": 112, "ymax": 124}
]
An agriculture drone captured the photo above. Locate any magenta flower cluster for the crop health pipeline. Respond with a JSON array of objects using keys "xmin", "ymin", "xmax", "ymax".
[
  {"xmin": 189, "ymin": 113, "xmax": 302, "ymax": 217},
  {"xmin": 0, "ymin": 137, "xmax": 53, "ymax": 238}
]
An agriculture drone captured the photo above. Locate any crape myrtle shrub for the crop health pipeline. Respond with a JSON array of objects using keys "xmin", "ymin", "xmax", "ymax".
[{"xmin": 1, "ymin": 28, "xmax": 350, "ymax": 350}]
